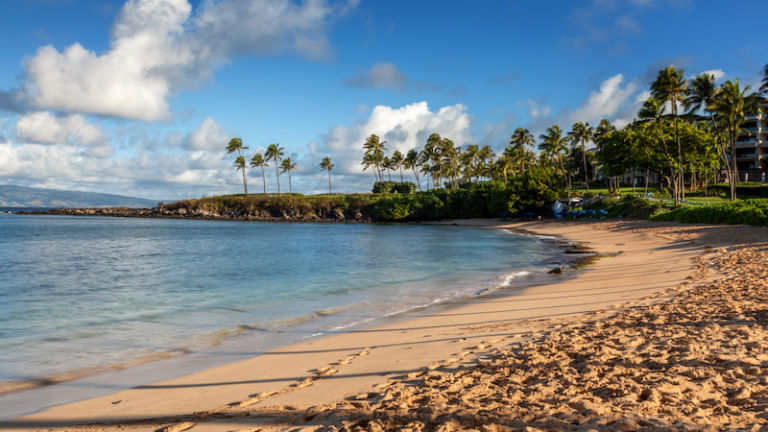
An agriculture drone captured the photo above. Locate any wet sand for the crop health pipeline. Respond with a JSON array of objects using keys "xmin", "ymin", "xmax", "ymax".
[{"xmin": 5, "ymin": 220, "xmax": 766, "ymax": 431}]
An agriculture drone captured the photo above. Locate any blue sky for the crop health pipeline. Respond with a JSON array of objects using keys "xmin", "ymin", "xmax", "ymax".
[{"xmin": 0, "ymin": 0, "xmax": 765, "ymax": 200}]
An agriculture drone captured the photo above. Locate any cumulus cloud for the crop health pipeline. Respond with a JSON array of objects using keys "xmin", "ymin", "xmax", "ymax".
[
  {"xmin": 562, "ymin": 74, "xmax": 638, "ymax": 126},
  {"xmin": 183, "ymin": 117, "xmax": 228, "ymax": 151},
  {"xmin": 21, "ymin": 0, "xmax": 353, "ymax": 121},
  {"xmin": 344, "ymin": 62, "xmax": 407, "ymax": 91},
  {"xmin": 15, "ymin": 111, "xmax": 114, "ymax": 158},
  {"xmin": 308, "ymin": 101, "xmax": 472, "ymax": 178},
  {"xmin": 701, "ymin": 69, "xmax": 725, "ymax": 81}
]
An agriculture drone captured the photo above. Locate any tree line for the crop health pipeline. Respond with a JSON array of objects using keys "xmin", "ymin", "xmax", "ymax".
[
  {"xmin": 225, "ymin": 64, "xmax": 767, "ymax": 202},
  {"xmin": 226, "ymin": 140, "xmax": 335, "ymax": 194}
]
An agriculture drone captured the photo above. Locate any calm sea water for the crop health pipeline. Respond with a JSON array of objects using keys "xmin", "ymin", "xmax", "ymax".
[{"xmin": 0, "ymin": 214, "xmax": 559, "ymax": 389}]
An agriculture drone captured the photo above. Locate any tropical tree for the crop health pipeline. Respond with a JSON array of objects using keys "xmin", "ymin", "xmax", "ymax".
[
  {"xmin": 232, "ymin": 155, "xmax": 248, "ymax": 194},
  {"xmin": 362, "ymin": 134, "xmax": 387, "ymax": 180},
  {"xmin": 390, "ymin": 150, "xmax": 404, "ymax": 182},
  {"xmin": 250, "ymin": 153, "xmax": 268, "ymax": 194},
  {"xmin": 382, "ymin": 156, "xmax": 393, "ymax": 181},
  {"xmin": 709, "ymin": 79, "xmax": 759, "ymax": 200},
  {"xmin": 361, "ymin": 152, "xmax": 378, "ymax": 182},
  {"xmin": 538, "ymin": 125, "xmax": 570, "ymax": 189},
  {"xmin": 568, "ymin": 122, "xmax": 594, "ymax": 191},
  {"xmin": 594, "ymin": 119, "xmax": 617, "ymax": 192},
  {"xmin": 320, "ymin": 156, "xmax": 334, "ymax": 194},
  {"xmin": 686, "ymin": 72, "xmax": 730, "ymax": 188},
  {"xmin": 280, "ymin": 157, "xmax": 297, "ymax": 194},
  {"xmin": 422, "ymin": 134, "xmax": 442, "ymax": 188},
  {"xmin": 509, "ymin": 127, "xmax": 536, "ymax": 174},
  {"xmin": 440, "ymin": 138, "xmax": 461, "ymax": 189},
  {"xmin": 403, "ymin": 149, "xmax": 421, "ymax": 190},
  {"xmin": 226, "ymin": 137, "xmax": 249, "ymax": 195},
  {"xmin": 639, "ymin": 97, "xmax": 678, "ymax": 198},
  {"xmin": 651, "ymin": 66, "xmax": 687, "ymax": 204},
  {"xmin": 264, "ymin": 143, "xmax": 285, "ymax": 195},
  {"xmin": 478, "ymin": 145, "xmax": 496, "ymax": 180},
  {"xmin": 461, "ymin": 144, "xmax": 480, "ymax": 183}
]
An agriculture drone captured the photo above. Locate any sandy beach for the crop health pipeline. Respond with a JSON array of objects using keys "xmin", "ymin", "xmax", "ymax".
[{"xmin": 4, "ymin": 219, "xmax": 768, "ymax": 432}]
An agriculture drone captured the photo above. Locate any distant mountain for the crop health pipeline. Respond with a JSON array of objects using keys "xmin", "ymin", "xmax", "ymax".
[{"xmin": 0, "ymin": 185, "xmax": 158, "ymax": 209}]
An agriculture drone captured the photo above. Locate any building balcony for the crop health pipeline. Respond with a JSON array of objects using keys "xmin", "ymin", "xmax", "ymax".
[
  {"xmin": 735, "ymin": 140, "xmax": 759, "ymax": 148},
  {"xmin": 736, "ymin": 153, "xmax": 758, "ymax": 160}
]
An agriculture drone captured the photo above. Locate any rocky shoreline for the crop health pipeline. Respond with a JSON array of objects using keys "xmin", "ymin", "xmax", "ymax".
[{"xmin": 20, "ymin": 206, "xmax": 372, "ymax": 223}]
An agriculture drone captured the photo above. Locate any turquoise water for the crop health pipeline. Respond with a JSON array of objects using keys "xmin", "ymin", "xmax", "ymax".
[{"xmin": 0, "ymin": 214, "xmax": 559, "ymax": 388}]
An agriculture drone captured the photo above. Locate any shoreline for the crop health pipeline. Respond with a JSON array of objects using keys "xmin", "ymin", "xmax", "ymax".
[
  {"xmin": 0, "ymin": 222, "xmax": 572, "ymax": 419},
  {"xmin": 4, "ymin": 221, "xmax": 703, "ymax": 427}
]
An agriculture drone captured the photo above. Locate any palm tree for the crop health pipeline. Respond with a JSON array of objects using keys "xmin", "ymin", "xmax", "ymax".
[
  {"xmin": 651, "ymin": 66, "xmax": 687, "ymax": 204},
  {"xmin": 478, "ymin": 145, "xmax": 495, "ymax": 180},
  {"xmin": 232, "ymin": 156, "xmax": 247, "ymax": 194},
  {"xmin": 226, "ymin": 137, "xmax": 249, "ymax": 195},
  {"xmin": 391, "ymin": 150, "xmax": 404, "ymax": 182},
  {"xmin": 363, "ymin": 134, "xmax": 387, "ymax": 180},
  {"xmin": 594, "ymin": 119, "xmax": 617, "ymax": 191},
  {"xmin": 423, "ymin": 134, "xmax": 442, "ymax": 187},
  {"xmin": 568, "ymin": 122, "xmax": 594, "ymax": 191},
  {"xmin": 539, "ymin": 125, "xmax": 570, "ymax": 189},
  {"xmin": 320, "ymin": 156, "xmax": 334, "ymax": 194},
  {"xmin": 250, "ymin": 153, "xmax": 268, "ymax": 194},
  {"xmin": 710, "ymin": 79, "xmax": 759, "ymax": 201},
  {"xmin": 280, "ymin": 157, "xmax": 297, "ymax": 194},
  {"xmin": 440, "ymin": 139, "xmax": 461, "ymax": 189},
  {"xmin": 509, "ymin": 127, "xmax": 535, "ymax": 174},
  {"xmin": 361, "ymin": 152, "xmax": 378, "ymax": 182},
  {"xmin": 382, "ymin": 156, "xmax": 392, "ymax": 181},
  {"xmin": 403, "ymin": 149, "xmax": 421, "ymax": 190},
  {"xmin": 686, "ymin": 73, "xmax": 730, "ymax": 186},
  {"xmin": 639, "ymin": 97, "xmax": 677, "ymax": 198},
  {"xmin": 461, "ymin": 144, "xmax": 480, "ymax": 183},
  {"xmin": 264, "ymin": 143, "xmax": 284, "ymax": 195}
]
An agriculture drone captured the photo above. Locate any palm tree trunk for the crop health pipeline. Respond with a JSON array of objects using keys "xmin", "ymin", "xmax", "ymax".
[
  {"xmin": 644, "ymin": 168, "xmax": 649, "ymax": 195},
  {"xmin": 399, "ymin": 167, "xmax": 403, "ymax": 183},
  {"xmin": 674, "ymin": 109, "xmax": 681, "ymax": 205},
  {"xmin": 288, "ymin": 171, "xmax": 292, "ymax": 194},
  {"xmin": 275, "ymin": 164, "xmax": 280, "ymax": 195},
  {"xmin": 413, "ymin": 168, "xmax": 421, "ymax": 191},
  {"xmin": 261, "ymin": 166, "xmax": 266, "ymax": 194},
  {"xmin": 328, "ymin": 170, "xmax": 332, "ymax": 194},
  {"xmin": 242, "ymin": 168, "xmax": 248, "ymax": 195},
  {"xmin": 730, "ymin": 129, "xmax": 738, "ymax": 201},
  {"xmin": 581, "ymin": 141, "xmax": 589, "ymax": 191}
]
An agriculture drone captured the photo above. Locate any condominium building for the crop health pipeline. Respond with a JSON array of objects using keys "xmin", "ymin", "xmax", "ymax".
[{"xmin": 731, "ymin": 99, "xmax": 768, "ymax": 183}]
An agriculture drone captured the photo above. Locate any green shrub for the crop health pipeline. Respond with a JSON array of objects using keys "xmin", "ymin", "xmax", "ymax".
[
  {"xmin": 372, "ymin": 181, "xmax": 417, "ymax": 194},
  {"xmin": 650, "ymin": 199, "xmax": 768, "ymax": 226}
]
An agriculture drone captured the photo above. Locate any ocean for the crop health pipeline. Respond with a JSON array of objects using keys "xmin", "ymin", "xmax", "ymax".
[{"xmin": 0, "ymin": 214, "xmax": 561, "ymax": 413}]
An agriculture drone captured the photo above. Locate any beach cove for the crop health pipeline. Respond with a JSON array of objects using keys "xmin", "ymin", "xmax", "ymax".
[{"xmin": 5, "ymin": 219, "xmax": 766, "ymax": 431}]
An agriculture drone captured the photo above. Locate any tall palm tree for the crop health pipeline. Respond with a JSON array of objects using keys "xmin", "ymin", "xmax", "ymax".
[
  {"xmin": 478, "ymin": 145, "xmax": 495, "ymax": 180},
  {"xmin": 423, "ymin": 134, "xmax": 443, "ymax": 187},
  {"xmin": 461, "ymin": 144, "xmax": 480, "ymax": 183},
  {"xmin": 594, "ymin": 119, "xmax": 616, "ymax": 191},
  {"xmin": 539, "ymin": 125, "xmax": 570, "ymax": 189},
  {"xmin": 568, "ymin": 122, "xmax": 594, "ymax": 191},
  {"xmin": 509, "ymin": 127, "xmax": 535, "ymax": 174},
  {"xmin": 264, "ymin": 143, "xmax": 284, "ymax": 195},
  {"xmin": 710, "ymin": 79, "xmax": 759, "ymax": 201},
  {"xmin": 232, "ymin": 156, "xmax": 247, "ymax": 194},
  {"xmin": 390, "ymin": 150, "xmax": 404, "ymax": 182},
  {"xmin": 439, "ymin": 139, "xmax": 460, "ymax": 189},
  {"xmin": 250, "ymin": 153, "xmax": 268, "ymax": 194},
  {"xmin": 226, "ymin": 137, "xmax": 249, "ymax": 195},
  {"xmin": 382, "ymin": 156, "xmax": 392, "ymax": 181},
  {"xmin": 320, "ymin": 156, "xmax": 334, "ymax": 194},
  {"xmin": 639, "ymin": 97, "xmax": 677, "ymax": 198},
  {"xmin": 280, "ymin": 157, "xmax": 297, "ymax": 194},
  {"xmin": 363, "ymin": 134, "xmax": 387, "ymax": 180},
  {"xmin": 651, "ymin": 66, "xmax": 687, "ymax": 204},
  {"xmin": 686, "ymin": 73, "xmax": 730, "ymax": 183},
  {"xmin": 403, "ymin": 149, "xmax": 421, "ymax": 190}
]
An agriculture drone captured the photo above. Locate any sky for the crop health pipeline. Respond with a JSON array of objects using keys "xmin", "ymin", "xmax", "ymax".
[{"xmin": 0, "ymin": 0, "xmax": 765, "ymax": 200}]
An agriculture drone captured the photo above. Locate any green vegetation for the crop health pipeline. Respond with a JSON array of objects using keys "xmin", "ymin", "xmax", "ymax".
[
  {"xmin": 650, "ymin": 200, "xmax": 768, "ymax": 226},
  {"xmin": 372, "ymin": 181, "xmax": 416, "ymax": 194}
]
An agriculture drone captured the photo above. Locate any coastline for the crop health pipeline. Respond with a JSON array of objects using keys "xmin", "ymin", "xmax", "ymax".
[{"xmin": 0, "ymin": 218, "xmax": 720, "ymax": 431}]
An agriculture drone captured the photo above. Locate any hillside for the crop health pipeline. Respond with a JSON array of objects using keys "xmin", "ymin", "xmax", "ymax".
[{"xmin": 0, "ymin": 185, "xmax": 157, "ymax": 209}]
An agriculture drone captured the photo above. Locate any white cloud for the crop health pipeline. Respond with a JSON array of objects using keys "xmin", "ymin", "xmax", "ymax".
[
  {"xmin": 21, "ymin": 0, "xmax": 351, "ymax": 121},
  {"xmin": 701, "ymin": 69, "xmax": 725, "ymax": 81},
  {"xmin": 308, "ymin": 101, "xmax": 472, "ymax": 177},
  {"xmin": 345, "ymin": 62, "xmax": 407, "ymax": 91},
  {"xmin": 563, "ymin": 74, "xmax": 638, "ymax": 126},
  {"xmin": 15, "ymin": 111, "xmax": 114, "ymax": 158},
  {"xmin": 183, "ymin": 117, "xmax": 228, "ymax": 151}
]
